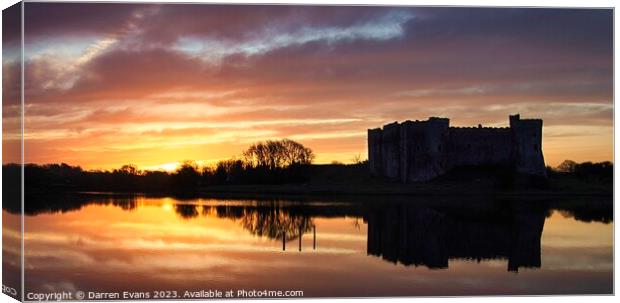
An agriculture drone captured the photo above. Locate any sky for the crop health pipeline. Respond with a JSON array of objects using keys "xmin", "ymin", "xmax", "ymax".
[{"xmin": 2, "ymin": 3, "xmax": 614, "ymax": 171}]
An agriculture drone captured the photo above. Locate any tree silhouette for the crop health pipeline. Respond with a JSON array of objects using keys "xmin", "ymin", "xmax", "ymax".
[
  {"xmin": 243, "ymin": 139, "xmax": 314, "ymax": 170},
  {"xmin": 557, "ymin": 160, "xmax": 578, "ymax": 173},
  {"xmin": 171, "ymin": 160, "xmax": 201, "ymax": 189}
]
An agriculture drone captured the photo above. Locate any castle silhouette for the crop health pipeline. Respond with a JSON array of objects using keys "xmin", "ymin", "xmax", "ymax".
[{"xmin": 368, "ymin": 114, "xmax": 546, "ymax": 182}]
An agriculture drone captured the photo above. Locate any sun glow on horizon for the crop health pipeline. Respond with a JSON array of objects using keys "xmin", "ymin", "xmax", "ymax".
[
  {"xmin": 144, "ymin": 162, "xmax": 181, "ymax": 172},
  {"xmin": 139, "ymin": 160, "xmax": 219, "ymax": 172}
]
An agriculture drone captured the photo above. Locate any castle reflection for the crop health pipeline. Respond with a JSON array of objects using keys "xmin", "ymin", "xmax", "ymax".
[
  {"xmin": 366, "ymin": 203, "xmax": 546, "ymax": 272},
  {"xmin": 5, "ymin": 193, "xmax": 612, "ymax": 272}
]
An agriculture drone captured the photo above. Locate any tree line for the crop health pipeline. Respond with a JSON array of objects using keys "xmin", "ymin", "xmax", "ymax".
[
  {"xmin": 10, "ymin": 139, "xmax": 316, "ymax": 194},
  {"xmin": 548, "ymin": 160, "xmax": 612, "ymax": 182}
]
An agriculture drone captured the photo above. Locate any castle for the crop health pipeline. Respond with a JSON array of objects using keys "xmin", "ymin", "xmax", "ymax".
[{"xmin": 368, "ymin": 114, "xmax": 546, "ymax": 182}]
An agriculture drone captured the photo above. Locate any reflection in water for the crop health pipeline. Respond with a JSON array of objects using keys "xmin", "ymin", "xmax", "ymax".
[
  {"xmin": 215, "ymin": 205, "xmax": 315, "ymax": 243},
  {"xmin": 366, "ymin": 204, "xmax": 545, "ymax": 272},
  {"xmin": 2, "ymin": 211, "xmax": 21, "ymax": 299},
  {"xmin": 174, "ymin": 203, "xmax": 317, "ymax": 250},
  {"xmin": 167, "ymin": 200, "xmax": 548, "ymax": 268},
  {"xmin": 174, "ymin": 204, "xmax": 200, "ymax": 219},
  {"xmin": 4, "ymin": 194, "xmax": 613, "ymax": 296}
]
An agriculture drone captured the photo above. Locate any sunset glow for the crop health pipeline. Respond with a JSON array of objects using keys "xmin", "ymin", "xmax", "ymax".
[{"xmin": 2, "ymin": 4, "xmax": 613, "ymax": 170}]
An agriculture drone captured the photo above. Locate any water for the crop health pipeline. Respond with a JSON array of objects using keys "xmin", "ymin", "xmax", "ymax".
[{"xmin": 2, "ymin": 194, "xmax": 613, "ymax": 298}]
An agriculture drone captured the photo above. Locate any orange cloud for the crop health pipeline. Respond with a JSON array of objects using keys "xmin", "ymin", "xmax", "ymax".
[{"xmin": 4, "ymin": 4, "xmax": 612, "ymax": 169}]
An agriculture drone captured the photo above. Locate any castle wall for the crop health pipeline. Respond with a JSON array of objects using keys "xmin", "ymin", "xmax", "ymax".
[
  {"xmin": 446, "ymin": 127, "xmax": 514, "ymax": 167},
  {"xmin": 367, "ymin": 115, "xmax": 546, "ymax": 182}
]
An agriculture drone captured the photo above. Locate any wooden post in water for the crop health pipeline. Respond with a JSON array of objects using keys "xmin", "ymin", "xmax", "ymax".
[
  {"xmin": 282, "ymin": 231, "xmax": 286, "ymax": 251},
  {"xmin": 313, "ymin": 225, "xmax": 316, "ymax": 250}
]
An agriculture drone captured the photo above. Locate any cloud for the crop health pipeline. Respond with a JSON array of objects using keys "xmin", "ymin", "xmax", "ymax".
[
  {"xmin": 11, "ymin": 4, "xmax": 613, "ymax": 169},
  {"xmin": 173, "ymin": 10, "xmax": 414, "ymax": 63}
]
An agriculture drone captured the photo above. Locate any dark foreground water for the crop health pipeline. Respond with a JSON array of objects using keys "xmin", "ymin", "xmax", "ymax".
[{"xmin": 2, "ymin": 194, "xmax": 613, "ymax": 299}]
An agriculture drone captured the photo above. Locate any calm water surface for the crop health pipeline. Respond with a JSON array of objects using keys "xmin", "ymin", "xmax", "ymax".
[{"xmin": 2, "ymin": 194, "xmax": 613, "ymax": 298}]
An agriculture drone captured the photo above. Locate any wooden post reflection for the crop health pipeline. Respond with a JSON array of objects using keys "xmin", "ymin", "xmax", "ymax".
[
  {"xmin": 313, "ymin": 225, "xmax": 316, "ymax": 250},
  {"xmin": 298, "ymin": 225, "xmax": 302, "ymax": 252}
]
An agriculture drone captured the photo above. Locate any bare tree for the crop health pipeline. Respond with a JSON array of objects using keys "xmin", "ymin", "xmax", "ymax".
[
  {"xmin": 243, "ymin": 139, "xmax": 314, "ymax": 170},
  {"xmin": 118, "ymin": 164, "xmax": 140, "ymax": 175},
  {"xmin": 280, "ymin": 139, "xmax": 315, "ymax": 166},
  {"xmin": 351, "ymin": 153, "xmax": 363, "ymax": 164}
]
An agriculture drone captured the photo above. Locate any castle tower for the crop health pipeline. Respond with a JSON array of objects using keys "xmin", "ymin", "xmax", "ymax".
[
  {"xmin": 381, "ymin": 122, "xmax": 402, "ymax": 181},
  {"xmin": 400, "ymin": 118, "xmax": 450, "ymax": 182},
  {"xmin": 510, "ymin": 114, "xmax": 546, "ymax": 176},
  {"xmin": 368, "ymin": 128, "xmax": 383, "ymax": 176}
]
